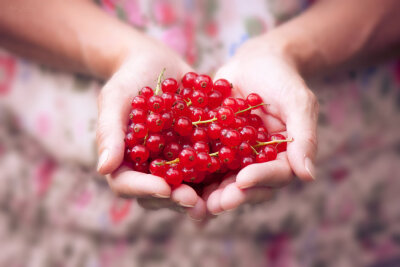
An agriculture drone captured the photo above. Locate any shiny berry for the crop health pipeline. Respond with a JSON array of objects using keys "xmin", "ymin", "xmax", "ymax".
[
  {"xmin": 179, "ymin": 148, "xmax": 197, "ymax": 168},
  {"xmin": 256, "ymin": 153, "xmax": 268, "ymax": 163},
  {"xmin": 161, "ymin": 78, "xmax": 179, "ymax": 93},
  {"xmin": 146, "ymin": 133, "xmax": 165, "ymax": 153},
  {"xmin": 191, "ymin": 127, "xmax": 208, "ymax": 143},
  {"xmin": 161, "ymin": 111, "xmax": 174, "ymax": 129},
  {"xmin": 194, "ymin": 74, "xmax": 213, "ymax": 93},
  {"xmin": 218, "ymin": 146, "xmax": 235, "ymax": 164},
  {"xmin": 270, "ymin": 134, "xmax": 287, "ymax": 152},
  {"xmin": 125, "ymin": 132, "xmax": 137, "ymax": 148},
  {"xmin": 208, "ymin": 90, "xmax": 223, "ymax": 109},
  {"xmin": 238, "ymin": 142, "xmax": 252, "ymax": 157},
  {"xmin": 163, "ymin": 142, "xmax": 181, "ymax": 161},
  {"xmin": 129, "ymin": 145, "xmax": 149, "ymax": 163},
  {"xmin": 241, "ymin": 156, "xmax": 255, "ymax": 168},
  {"xmin": 146, "ymin": 113, "xmax": 164, "ymax": 132},
  {"xmin": 207, "ymin": 123, "xmax": 222, "ymax": 139},
  {"xmin": 240, "ymin": 126, "xmax": 257, "ymax": 144},
  {"xmin": 164, "ymin": 168, "xmax": 183, "ymax": 188},
  {"xmin": 211, "ymin": 139, "xmax": 223, "ymax": 152},
  {"xmin": 130, "ymin": 123, "xmax": 148, "ymax": 139},
  {"xmin": 193, "ymin": 141, "xmax": 210, "ymax": 153},
  {"xmin": 232, "ymin": 116, "xmax": 247, "ymax": 129},
  {"xmin": 263, "ymin": 145, "xmax": 278, "ymax": 161},
  {"xmin": 129, "ymin": 108, "xmax": 147, "ymax": 123},
  {"xmin": 139, "ymin": 86, "xmax": 154, "ymax": 98},
  {"xmin": 257, "ymin": 131, "xmax": 269, "ymax": 142},
  {"xmin": 235, "ymin": 97, "xmax": 250, "ymax": 115},
  {"xmin": 226, "ymin": 157, "xmax": 240, "ymax": 170},
  {"xmin": 190, "ymin": 90, "xmax": 208, "ymax": 108},
  {"xmin": 208, "ymin": 157, "xmax": 221, "ymax": 173},
  {"xmin": 148, "ymin": 95, "xmax": 165, "ymax": 113},
  {"xmin": 131, "ymin": 95, "xmax": 147, "ymax": 109},
  {"xmin": 190, "ymin": 107, "xmax": 206, "ymax": 122},
  {"xmin": 133, "ymin": 161, "xmax": 149, "ymax": 173},
  {"xmin": 182, "ymin": 72, "xmax": 198, "ymax": 88},
  {"xmin": 150, "ymin": 159, "xmax": 167, "ymax": 177},
  {"xmin": 163, "ymin": 129, "xmax": 178, "ymax": 143},
  {"xmin": 246, "ymin": 93, "xmax": 263, "ymax": 106},
  {"xmin": 213, "ymin": 79, "xmax": 232, "ymax": 98},
  {"xmin": 172, "ymin": 100, "xmax": 189, "ymax": 117},
  {"xmin": 248, "ymin": 114, "xmax": 263, "ymax": 128},
  {"xmin": 180, "ymin": 87, "xmax": 193, "ymax": 100},
  {"xmin": 222, "ymin": 97, "xmax": 238, "ymax": 112},
  {"xmin": 217, "ymin": 106, "xmax": 235, "ymax": 126},
  {"xmin": 196, "ymin": 152, "xmax": 212, "ymax": 172},
  {"xmin": 207, "ymin": 109, "xmax": 218, "ymax": 120},
  {"xmin": 220, "ymin": 129, "xmax": 241, "ymax": 147},
  {"xmin": 174, "ymin": 117, "xmax": 193, "ymax": 136},
  {"xmin": 161, "ymin": 92, "xmax": 175, "ymax": 109}
]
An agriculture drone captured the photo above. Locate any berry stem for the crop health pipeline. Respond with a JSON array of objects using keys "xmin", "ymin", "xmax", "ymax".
[
  {"xmin": 154, "ymin": 68, "xmax": 166, "ymax": 95},
  {"xmin": 209, "ymin": 152, "xmax": 219, "ymax": 157},
  {"xmin": 250, "ymin": 145, "xmax": 259, "ymax": 155},
  {"xmin": 254, "ymin": 137, "xmax": 294, "ymax": 148},
  {"xmin": 235, "ymin": 103, "xmax": 267, "ymax": 115},
  {"xmin": 192, "ymin": 116, "xmax": 217, "ymax": 126}
]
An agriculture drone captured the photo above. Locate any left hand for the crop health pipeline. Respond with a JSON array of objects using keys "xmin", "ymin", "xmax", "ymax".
[{"xmin": 206, "ymin": 33, "xmax": 319, "ymax": 215}]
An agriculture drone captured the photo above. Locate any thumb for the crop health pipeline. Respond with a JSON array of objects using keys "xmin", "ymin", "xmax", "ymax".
[
  {"xmin": 96, "ymin": 77, "xmax": 130, "ymax": 175},
  {"xmin": 285, "ymin": 89, "xmax": 319, "ymax": 182}
]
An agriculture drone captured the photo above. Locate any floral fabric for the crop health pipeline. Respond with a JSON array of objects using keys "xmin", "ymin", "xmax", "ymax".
[{"xmin": 1, "ymin": 0, "xmax": 400, "ymax": 266}]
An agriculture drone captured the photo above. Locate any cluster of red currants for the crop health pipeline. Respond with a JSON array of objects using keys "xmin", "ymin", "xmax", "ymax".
[{"xmin": 125, "ymin": 70, "xmax": 292, "ymax": 188}]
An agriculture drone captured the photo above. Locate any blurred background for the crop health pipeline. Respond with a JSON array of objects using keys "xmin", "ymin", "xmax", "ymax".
[{"xmin": 1, "ymin": 0, "xmax": 400, "ymax": 266}]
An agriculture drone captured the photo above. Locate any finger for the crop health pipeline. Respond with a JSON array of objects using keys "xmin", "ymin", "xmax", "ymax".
[
  {"xmin": 186, "ymin": 198, "xmax": 207, "ymax": 222},
  {"xmin": 171, "ymin": 184, "xmax": 199, "ymax": 208},
  {"xmin": 206, "ymin": 175, "xmax": 235, "ymax": 215},
  {"xmin": 96, "ymin": 73, "xmax": 131, "ymax": 175},
  {"xmin": 220, "ymin": 183, "xmax": 275, "ymax": 211},
  {"xmin": 137, "ymin": 198, "xmax": 174, "ymax": 210},
  {"xmin": 236, "ymin": 152, "xmax": 294, "ymax": 189},
  {"xmin": 108, "ymin": 165, "xmax": 171, "ymax": 198},
  {"xmin": 284, "ymin": 88, "xmax": 319, "ymax": 181}
]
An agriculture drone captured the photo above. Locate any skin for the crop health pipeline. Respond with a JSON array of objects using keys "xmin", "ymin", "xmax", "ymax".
[{"xmin": 1, "ymin": 0, "xmax": 399, "ymax": 221}]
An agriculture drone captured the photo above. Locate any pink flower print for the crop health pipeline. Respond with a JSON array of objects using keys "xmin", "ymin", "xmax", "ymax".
[
  {"xmin": 153, "ymin": 1, "xmax": 176, "ymax": 26},
  {"xmin": 205, "ymin": 20, "xmax": 218, "ymax": 37},
  {"xmin": 34, "ymin": 160, "xmax": 55, "ymax": 196},
  {"xmin": 124, "ymin": 0, "xmax": 147, "ymax": 28},
  {"xmin": 0, "ymin": 54, "xmax": 16, "ymax": 96},
  {"xmin": 102, "ymin": 0, "xmax": 118, "ymax": 15},
  {"xmin": 109, "ymin": 199, "xmax": 132, "ymax": 225},
  {"xmin": 162, "ymin": 27, "xmax": 188, "ymax": 57}
]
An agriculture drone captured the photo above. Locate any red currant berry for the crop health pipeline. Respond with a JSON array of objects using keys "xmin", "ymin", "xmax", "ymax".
[
  {"xmin": 190, "ymin": 90, "xmax": 208, "ymax": 108},
  {"xmin": 248, "ymin": 114, "xmax": 263, "ymax": 128},
  {"xmin": 213, "ymin": 79, "xmax": 232, "ymax": 98},
  {"xmin": 150, "ymin": 159, "xmax": 167, "ymax": 177},
  {"xmin": 191, "ymin": 127, "xmax": 208, "ymax": 143},
  {"xmin": 174, "ymin": 117, "xmax": 193, "ymax": 136},
  {"xmin": 130, "ymin": 122, "xmax": 148, "ymax": 139},
  {"xmin": 263, "ymin": 145, "xmax": 278, "ymax": 161},
  {"xmin": 163, "ymin": 129, "xmax": 178, "ymax": 143},
  {"xmin": 190, "ymin": 107, "xmax": 206, "ymax": 122},
  {"xmin": 207, "ymin": 109, "xmax": 218, "ymax": 120},
  {"xmin": 180, "ymin": 87, "xmax": 193, "ymax": 100},
  {"xmin": 232, "ymin": 116, "xmax": 247, "ymax": 129},
  {"xmin": 163, "ymin": 142, "xmax": 181, "ymax": 161},
  {"xmin": 131, "ymin": 95, "xmax": 147, "ymax": 109},
  {"xmin": 139, "ymin": 86, "xmax": 154, "ymax": 99},
  {"xmin": 161, "ymin": 78, "xmax": 179, "ymax": 93},
  {"xmin": 241, "ymin": 156, "xmax": 255, "ymax": 168},
  {"xmin": 129, "ymin": 108, "xmax": 147, "ymax": 123},
  {"xmin": 246, "ymin": 93, "xmax": 263, "ymax": 107},
  {"xmin": 146, "ymin": 113, "xmax": 164, "ymax": 132},
  {"xmin": 269, "ymin": 134, "xmax": 287, "ymax": 152},
  {"xmin": 148, "ymin": 95, "xmax": 165, "ymax": 113},
  {"xmin": 208, "ymin": 156, "xmax": 221, "ymax": 173},
  {"xmin": 194, "ymin": 74, "xmax": 213, "ymax": 93},
  {"xmin": 240, "ymin": 126, "xmax": 257, "ymax": 144},
  {"xmin": 226, "ymin": 157, "xmax": 240, "ymax": 170},
  {"xmin": 235, "ymin": 97, "xmax": 250, "ymax": 115},
  {"xmin": 218, "ymin": 146, "xmax": 235, "ymax": 164},
  {"xmin": 161, "ymin": 111, "xmax": 174, "ymax": 129},
  {"xmin": 222, "ymin": 97, "xmax": 238, "ymax": 112},
  {"xmin": 161, "ymin": 92, "xmax": 175, "ymax": 109},
  {"xmin": 257, "ymin": 131, "xmax": 269, "ymax": 142},
  {"xmin": 193, "ymin": 141, "xmax": 210, "ymax": 153},
  {"xmin": 164, "ymin": 168, "xmax": 183, "ymax": 188},
  {"xmin": 183, "ymin": 168, "xmax": 206, "ymax": 183},
  {"xmin": 207, "ymin": 123, "xmax": 222, "ymax": 139},
  {"xmin": 220, "ymin": 129, "xmax": 241, "ymax": 147},
  {"xmin": 125, "ymin": 132, "xmax": 137, "ymax": 148},
  {"xmin": 258, "ymin": 126, "xmax": 268, "ymax": 134},
  {"xmin": 133, "ymin": 161, "xmax": 149, "ymax": 173},
  {"xmin": 211, "ymin": 139, "xmax": 223, "ymax": 152},
  {"xmin": 217, "ymin": 106, "xmax": 235, "ymax": 126},
  {"xmin": 208, "ymin": 90, "xmax": 223, "ymax": 109},
  {"xmin": 146, "ymin": 133, "xmax": 165, "ymax": 153},
  {"xmin": 182, "ymin": 72, "xmax": 198, "ymax": 88},
  {"xmin": 172, "ymin": 100, "xmax": 189, "ymax": 117},
  {"xmin": 238, "ymin": 142, "xmax": 252, "ymax": 157},
  {"xmin": 179, "ymin": 148, "xmax": 197, "ymax": 168},
  {"xmin": 129, "ymin": 144, "xmax": 149, "ymax": 163},
  {"xmin": 196, "ymin": 152, "xmax": 212, "ymax": 172}
]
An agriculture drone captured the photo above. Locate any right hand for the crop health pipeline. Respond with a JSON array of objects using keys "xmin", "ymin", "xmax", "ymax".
[{"xmin": 96, "ymin": 37, "xmax": 206, "ymax": 221}]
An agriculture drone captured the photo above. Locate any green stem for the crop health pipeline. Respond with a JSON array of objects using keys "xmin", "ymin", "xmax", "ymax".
[
  {"xmin": 254, "ymin": 137, "xmax": 293, "ymax": 148},
  {"xmin": 209, "ymin": 152, "xmax": 219, "ymax": 157},
  {"xmin": 235, "ymin": 103, "xmax": 267, "ymax": 115},
  {"xmin": 192, "ymin": 117, "xmax": 217, "ymax": 126},
  {"xmin": 154, "ymin": 68, "xmax": 166, "ymax": 95}
]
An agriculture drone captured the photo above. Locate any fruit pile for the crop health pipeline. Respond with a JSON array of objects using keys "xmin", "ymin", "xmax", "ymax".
[{"xmin": 125, "ymin": 70, "xmax": 292, "ymax": 189}]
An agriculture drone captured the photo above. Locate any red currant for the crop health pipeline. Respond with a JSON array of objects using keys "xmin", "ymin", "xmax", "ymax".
[
  {"xmin": 179, "ymin": 148, "xmax": 197, "ymax": 168},
  {"xmin": 193, "ymin": 141, "xmax": 210, "ymax": 153},
  {"xmin": 207, "ymin": 123, "xmax": 222, "ymax": 139},
  {"xmin": 218, "ymin": 146, "xmax": 235, "ymax": 164},
  {"xmin": 146, "ymin": 133, "xmax": 165, "ymax": 153},
  {"xmin": 146, "ymin": 113, "xmax": 164, "ymax": 132},
  {"xmin": 161, "ymin": 92, "xmax": 175, "ymax": 109},
  {"xmin": 269, "ymin": 134, "xmax": 287, "ymax": 152},
  {"xmin": 208, "ymin": 156, "xmax": 221, "ymax": 173},
  {"xmin": 248, "ymin": 114, "xmax": 263, "ymax": 128},
  {"xmin": 133, "ymin": 161, "xmax": 150, "ymax": 173},
  {"xmin": 180, "ymin": 87, "xmax": 193, "ymax": 100},
  {"xmin": 220, "ymin": 129, "xmax": 241, "ymax": 147},
  {"xmin": 208, "ymin": 90, "xmax": 223, "ymax": 109},
  {"xmin": 148, "ymin": 95, "xmax": 165, "ymax": 113},
  {"xmin": 238, "ymin": 142, "xmax": 252, "ymax": 157},
  {"xmin": 172, "ymin": 100, "xmax": 189, "ymax": 117},
  {"xmin": 150, "ymin": 159, "xmax": 167, "ymax": 177},
  {"xmin": 196, "ymin": 152, "xmax": 212, "ymax": 172},
  {"xmin": 240, "ymin": 126, "xmax": 257, "ymax": 144},
  {"xmin": 161, "ymin": 78, "xmax": 179, "ymax": 93},
  {"xmin": 246, "ymin": 93, "xmax": 263, "ymax": 107},
  {"xmin": 194, "ymin": 74, "xmax": 213, "ymax": 93},
  {"xmin": 263, "ymin": 145, "xmax": 278, "ymax": 161},
  {"xmin": 241, "ymin": 156, "xmax": 255, "ymax": 168},
  {"xmin": 161, "ymin": 111, "xmax": 174, "ymax": 129},
  {"xmin": 130, "ymin": 122, "xmax": 148, "ymax": 139},
  {"xmin": 163, "ymin": 129, "xmax": 178, "ymax": 143},
  {"xmin": 131, "ymin": 95, "xmax": 147, "ymax": 109},
  {"xmin": 129, "ymin": 108, "xmax": 147, "ymax": 123},
  {"xmin": 139, "ymin": 86, "xmax": 154, "ymax": 99},
  {"xmin": 213, "ymin": 79, "xmax": 232, "ymax": 98},
  {"xmin": 125, "ymin": 132, "xmax": 137, "ymax": 148},
  {"xmin": 222, "ymin": 97, "xmax": 238, "ymax": 112},
  {"xmin": 129, "ymin": 144, "xmax": 149, "ymax": 163},
  {"xmin": 257, "ymin": 131, "xmax": 269, "ymax": 142},
  {"xmin": 174, "ymin": 117, "xmax": 193, "ymax": 136},
  {"xmin": 163, "ymin": 142, "xmax": 181, "ymax": 161},
  {"xmin": 191, "ymin": 127, "xmax": 208, "ymax": 143},
  {"xmin": 217, "ymin": 106, "xmax": 235, "ymax": 126},
  {"xmin": 235, "ymin": 97, "xmax": 250, "ymax": 115},
  {"xmin": 164, "ymin": 168, "xmax": 183, "ymax": 188},
  {"xmin": 190, "ymin": 90, "xmax": 208, "ymax": 108},
  {"xmin": 182, "ymin": 72, "xmax": 198, "ymax": 88},
  {"xmin": 190, "ymin": 107, "xmax": 206, "ymax": 122}
]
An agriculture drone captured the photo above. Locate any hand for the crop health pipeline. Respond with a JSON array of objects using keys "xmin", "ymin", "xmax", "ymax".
[
  {"xmin": 206, "ymin": 34, "xmax": 319, "ymax": 215},
  {"xmin": 96, "ymin": 37, "xmax": 206, "ymax": 221}
]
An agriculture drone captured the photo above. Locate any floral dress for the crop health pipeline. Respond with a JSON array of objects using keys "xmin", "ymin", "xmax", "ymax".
[{"xmin": 0, "ymin": 0, "xmax": 400, "ymax": 266}]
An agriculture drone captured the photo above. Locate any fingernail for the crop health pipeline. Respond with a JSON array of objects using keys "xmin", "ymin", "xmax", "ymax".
[
  {"xmin": 187, "ymin": 213, "xmax": 202, "ymax": 222},
  {"xmin": 97, "ymin": 149, "xmax": 109, "ymax": 172},
  {"xmin": 212, "ymin": 211, "xmax": 225, "ymax": 215},
  {"xmin": 151, "ymin": 193, "xmax": 170, "ymax": 199},
  {"xmin": 178, "ymin": 202, "xmax": 195, "ymax": 208},
  {"xmin": 305, "ymin": 157, "xmax": 316, "ymax": 180}
]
